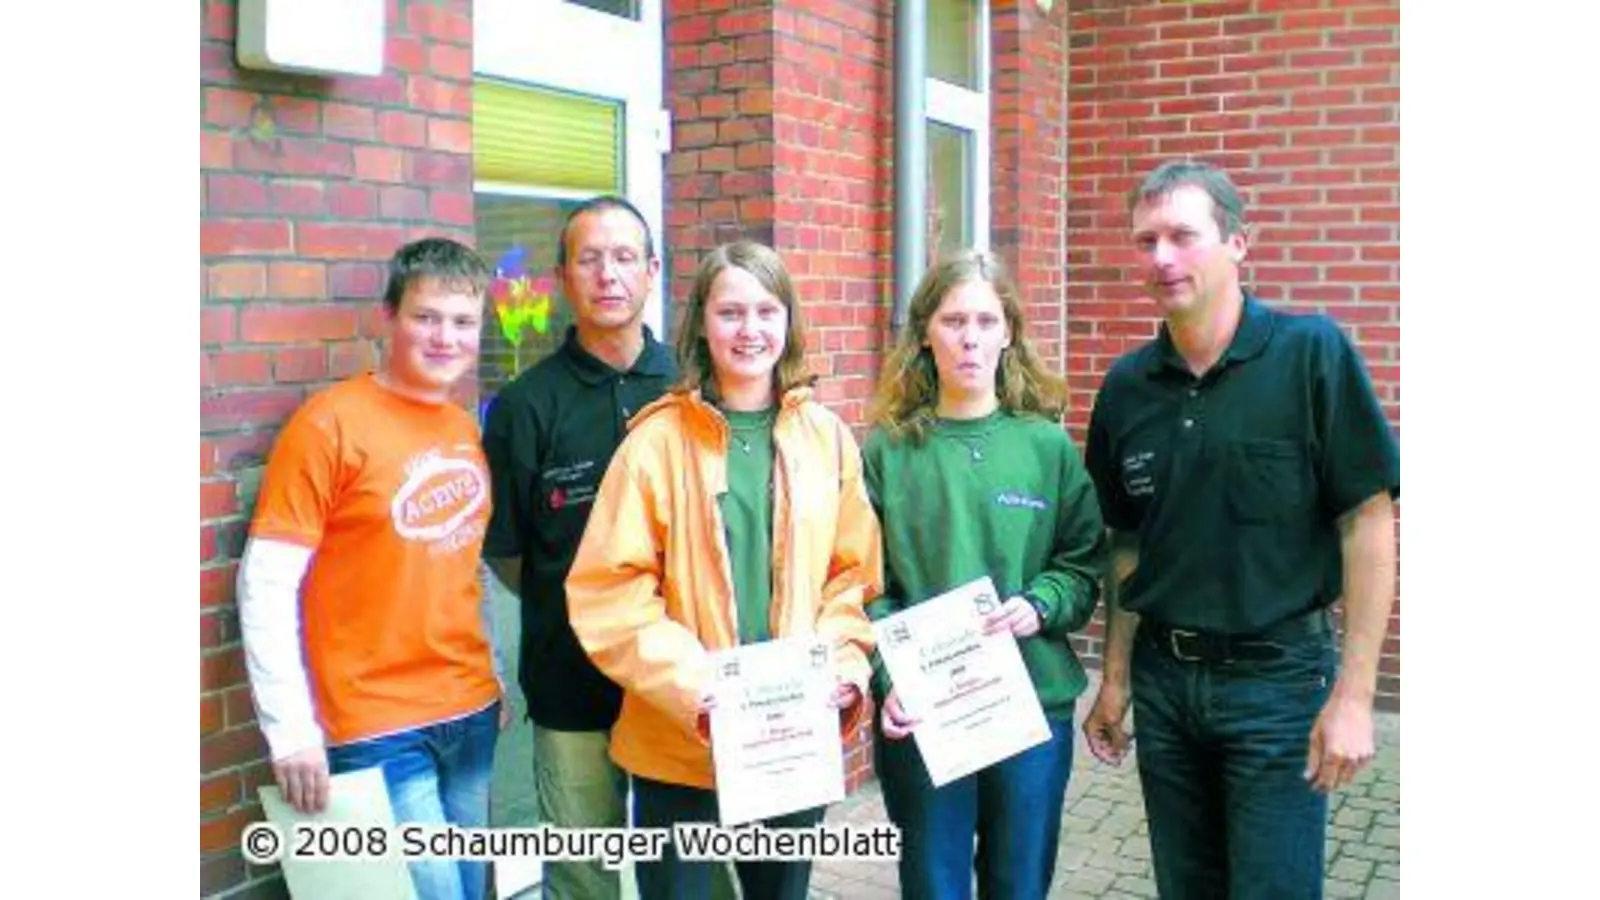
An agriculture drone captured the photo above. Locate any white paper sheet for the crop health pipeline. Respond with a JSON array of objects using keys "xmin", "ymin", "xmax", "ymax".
[
  {"xmin": 708, "ymin": 636, "xmax": 847, "ymax": 826},
  {"xmin": 872, "ymin": 576, "xmax": 1051, "ymax": 787},
  {"xmin": 257, "ymin": 766, "xmax": 419, "ymax": 900}
]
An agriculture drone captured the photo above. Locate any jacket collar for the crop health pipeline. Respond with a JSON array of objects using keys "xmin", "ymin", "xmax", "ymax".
[{"xmin": 630, "ymin": 383, "xmax": 816, "ymax": 441}]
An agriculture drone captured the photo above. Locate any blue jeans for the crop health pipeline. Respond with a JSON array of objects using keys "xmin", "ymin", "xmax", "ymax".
[
  {"xmin": 1131, "ymin": 625, "xmax": 1337, "ymax": 900},
  {"xmin": 631, "ymin": 775, "xmax": 825, "ymax": 900},
  {"xmin": 875, "ymin": 714, "xmax": 1075, "ymax": 900},
  {"xmin": 326, "ymin": 701, "xmax": 500, "ymax": 900}
]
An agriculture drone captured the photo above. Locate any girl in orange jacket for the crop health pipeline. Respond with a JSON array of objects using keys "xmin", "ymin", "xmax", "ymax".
[{"xmin": 565, "ymin": 240, "xmax": 883, "ymax": 900}]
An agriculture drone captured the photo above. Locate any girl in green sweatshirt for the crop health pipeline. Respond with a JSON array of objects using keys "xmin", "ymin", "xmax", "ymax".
[{"xmin": 862, "ymin": 249, "xmax": 1107, "ymax": 899}]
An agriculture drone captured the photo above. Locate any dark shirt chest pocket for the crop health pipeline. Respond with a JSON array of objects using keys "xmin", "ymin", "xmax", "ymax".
[{"xmin": 1226, "ymin": 438, "xmax": 1313, "ymax": 523}]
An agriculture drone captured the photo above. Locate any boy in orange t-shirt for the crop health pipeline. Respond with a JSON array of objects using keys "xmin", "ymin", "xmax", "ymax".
[{"xmin": 238, "ymin": 237, "xmax": 506, "ymax": 900}]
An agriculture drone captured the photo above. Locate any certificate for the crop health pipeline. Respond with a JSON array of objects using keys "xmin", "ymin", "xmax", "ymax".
[
  {"xmin": 258, "ymin": 766, "xmax": 418, "ymax": 900},
  {"xmin": 708, "ymin": 636, "xmax": 846, "ymax": 826},
  {"xmin": 872, "ymin": 576, "xmax": 1051, "ymax": 787}
]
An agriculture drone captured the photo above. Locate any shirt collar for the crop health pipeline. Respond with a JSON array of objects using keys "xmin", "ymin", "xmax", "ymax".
[
  {"xmin": 559, "ymin": 325, "xmax": 675, "ymax": 386},
  {"xmin": 1147, "ymin": 291, "xmax": 1274, "ymax": 377}
]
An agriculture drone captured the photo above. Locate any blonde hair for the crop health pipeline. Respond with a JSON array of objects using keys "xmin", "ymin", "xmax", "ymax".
[
  {"xmin": 674, "ymin": 240, "xmax": 816, "ymax": 399},
  {"xmin": 868, "ymin": 250, "xmax": 1066, "ymax": 443}
]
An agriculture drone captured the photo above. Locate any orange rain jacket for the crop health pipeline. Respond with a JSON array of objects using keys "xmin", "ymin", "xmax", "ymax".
[{"xmin": 566, "ymin": 386, "xmax": 883, "ymax": 789}]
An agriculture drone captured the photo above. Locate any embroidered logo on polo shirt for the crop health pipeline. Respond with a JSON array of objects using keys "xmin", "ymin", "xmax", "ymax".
[
  {"xmin": 1121, "ymin": 450, "xmax": 1156, "ymax": 498},
  {"xmin": 543, "ymin": 460, "xmax": 599, "ymax": 510},
  {"xmin": 995, "ymin": 491, "xmax": 1049, "ymax": 511}
]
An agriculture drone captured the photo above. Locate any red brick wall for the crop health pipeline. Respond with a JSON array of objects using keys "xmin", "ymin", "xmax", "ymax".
[
  {"xmin": 200, "ymin": 1, "xmax": 476, "ymax": 895},
  {"xmin": 770, "ymin": 0, "xmax": 893, "ymax": 428},
  {"xmin": 664, "ymin": 0, "xmax": 780, "ymax": 287},
  {"xmin": 663, "ymin": 0, "xmax": 892, "ymax": 429},
  {"xmin": 1062, "ymin": 0, "xmax": 1402, "ymax": 710}
]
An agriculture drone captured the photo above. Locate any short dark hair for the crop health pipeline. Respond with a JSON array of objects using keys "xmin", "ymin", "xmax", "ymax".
[
  {"xmin": 1128, "ymin": 160, "xmax": 1248, "ymax": 238},
  {"xmin": 555, "ymin": 194, "xmax": 656, "ymax": 268},
  {"xmin": 382, "ymin": 237, "xmax": 492, "ymax": 313}
]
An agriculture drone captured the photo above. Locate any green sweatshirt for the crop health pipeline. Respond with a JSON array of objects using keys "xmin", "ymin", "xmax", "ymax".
[{"xmin": 861, "ymin": 410, "xmax": 1107, "ymax": 719}]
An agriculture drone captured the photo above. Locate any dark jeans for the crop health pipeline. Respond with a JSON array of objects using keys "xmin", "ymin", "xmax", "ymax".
[
  {"xmin": 875, "ymin": 715, "xmax": 1075, "ymax": 900},
  {"xmin": 631, "ymin": 775, "xmax": 825, "ymax": 900},
  {"xmin": 1131, "ymin": 624, "xmax": 1337, "ymax": 900}
]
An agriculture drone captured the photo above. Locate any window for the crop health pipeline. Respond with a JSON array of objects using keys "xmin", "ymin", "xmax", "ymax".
[
  {"xmin": 927, "ymin": 0, "xmax": 979, "ymax": 89},
  {"xmin": 472, "ymin": 0, "xmax": 665, "ymax": 395},
  {"xmin": 925, "ymin": 0, "xmax": 990, "ymax": 261},
  {"xmin": 473, "ymin": 80, "xmax": 624, "ymax": 395},
  {"xmin": 927, "ymin": 121, "xmax": 972, "ymax": 258}
]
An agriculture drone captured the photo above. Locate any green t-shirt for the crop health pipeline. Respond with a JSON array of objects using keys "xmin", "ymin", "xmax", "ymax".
[{"xmin": 718, "ymin": 407, "xmax": 777, "ymax": 645}]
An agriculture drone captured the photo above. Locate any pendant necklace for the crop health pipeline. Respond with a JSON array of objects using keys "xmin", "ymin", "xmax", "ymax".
[{"xmin": 730, "ymin": 427, "xmax": 758, "ymax": 454}]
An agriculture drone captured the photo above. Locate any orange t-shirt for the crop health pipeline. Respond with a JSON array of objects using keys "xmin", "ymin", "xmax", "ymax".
[{"xmin": 249, "ymin": 374, "xmax": 500, "ymax": 746}]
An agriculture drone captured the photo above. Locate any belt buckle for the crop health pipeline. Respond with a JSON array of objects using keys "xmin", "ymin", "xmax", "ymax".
[{"xmin": 1168, "ymin": 628, "xmax": 1203, "ymax": 662}]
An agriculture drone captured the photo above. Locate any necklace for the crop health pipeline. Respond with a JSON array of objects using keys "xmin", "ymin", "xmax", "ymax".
[
  {"xmin": 938, "ymin": 415, "xmax": 1000, "ymax": 463},
  {"xmin": 949, "ymin": 435, "xmax": 985, "ymax": 462},
  {"xmin": 724, "ymin": 407, "xmax": 775, "ymax": 455},
  {"xmin": 729, "ymin": 425, "xmax": 764, "ymax": 454}
]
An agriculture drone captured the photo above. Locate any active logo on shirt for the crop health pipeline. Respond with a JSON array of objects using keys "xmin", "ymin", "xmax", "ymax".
[
  {"xmin": 390, "ymin": 445, "xmax": 489, "ymax": 553},
  {"xmin": 994, "ymin": 491, "xmax": 1049, "ymax": 511}
]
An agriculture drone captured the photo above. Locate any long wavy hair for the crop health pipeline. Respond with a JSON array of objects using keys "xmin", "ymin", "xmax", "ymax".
[
  {"xmin": 868, "ymin": 250, "xmax": 1066, "ymax": 443},
  {"xmin": 675, "ymin": 240, "xmax": 817, "ymax": 401}
]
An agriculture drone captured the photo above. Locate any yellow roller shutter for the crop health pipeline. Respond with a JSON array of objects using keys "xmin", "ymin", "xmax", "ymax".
[{"xmin": 473, "ymin": 79, "xmax": 622, "ymax": 192}]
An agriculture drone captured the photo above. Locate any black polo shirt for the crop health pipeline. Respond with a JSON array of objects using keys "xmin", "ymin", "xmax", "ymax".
[
  {"xmin": 482, "ymin": 326, "xmax": 678, "ymax": 731},
  {"xmin": 1084, "ymin": 294, "xmax": 1399, "ymax": 634}
]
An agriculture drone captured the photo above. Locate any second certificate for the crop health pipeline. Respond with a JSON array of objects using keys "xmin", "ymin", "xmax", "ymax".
[{"xmin": 873, "ymin": 576, "xmax": 1051, "ymax": 787}]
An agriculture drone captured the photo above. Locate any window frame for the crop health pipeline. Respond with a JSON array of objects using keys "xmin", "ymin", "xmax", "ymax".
[
  {"xmin": 473, "ymin": 0, "xmax": 666, "ymax": 335},
  {"xmin": 925, "ymin": 0, "xmax": 991, "ymax": 253}
]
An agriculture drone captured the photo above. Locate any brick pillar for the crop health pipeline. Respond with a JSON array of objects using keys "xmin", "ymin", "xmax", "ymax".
[
  {"xmin": 991, "ymin": 0, "xmax": 1070, "ymax": 380},
  {"xmin": 200, "ymin": 1, "xmax": 477, "ymax": 894},
  {"xmin": 664, "ymin": 1, "xmax": 780, "ymax": 323},
  {"xmin": 665, "ymin": 0, "xmax": 892, "ymax": 429},
  {"xmin": 770, "ymin": 0, "xmax": 893, "ymax": 427}
]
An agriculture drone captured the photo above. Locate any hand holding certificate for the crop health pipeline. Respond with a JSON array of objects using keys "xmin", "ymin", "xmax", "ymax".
[
  {"xmin": 708, "ymin": 636, "xmax": 847, "ymax": 826},
  {"xmin": 872, "ymin": 576, "xmax": 1051, "ymax": 787},
  {"xmin": 258, "ymin": 766, "xmax": 419, "ymax": 900}
]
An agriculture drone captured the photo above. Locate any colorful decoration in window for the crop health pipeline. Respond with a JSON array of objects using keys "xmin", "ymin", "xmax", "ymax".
[{"xmin": 489, "ymin": 245, "xmax": 555, "ymax": 375}]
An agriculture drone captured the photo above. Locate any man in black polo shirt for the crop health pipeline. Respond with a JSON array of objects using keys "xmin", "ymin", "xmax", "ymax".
[
  {"xmin": 1081, "ymin": 161, "xmax": 1399, "ymax": 900},
  {"xmin": 481, "ymin": 195, "xmax": 680, "ymax": 900}
]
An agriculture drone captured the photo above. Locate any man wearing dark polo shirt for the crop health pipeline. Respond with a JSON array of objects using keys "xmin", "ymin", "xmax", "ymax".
[
  {"xmin": 1081, "ymin": 161, "xmax": 1399, "ymax": 900},
  {"xmin": 481, "ymin": 195, "xmax": 679, "ymax": 900}
]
